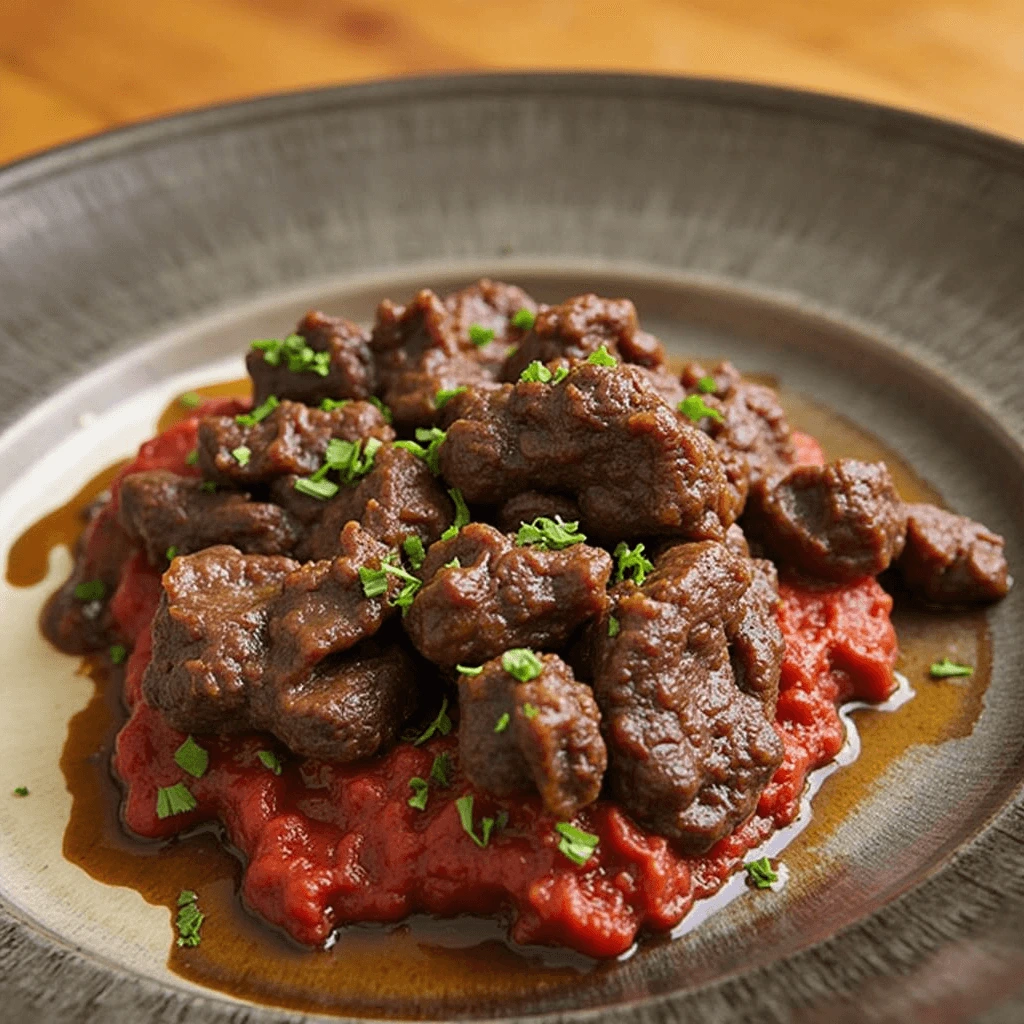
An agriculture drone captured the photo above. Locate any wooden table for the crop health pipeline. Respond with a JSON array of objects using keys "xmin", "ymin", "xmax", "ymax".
[{"xmin": 3, "ymin": 0, "xmax": 1023, "ymax": 165}]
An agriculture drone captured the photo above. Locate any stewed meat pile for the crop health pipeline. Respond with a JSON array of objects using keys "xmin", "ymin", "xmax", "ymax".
[{"xmin": 43, "ymin": 280, "xmax": 1014, "ymax": 861}]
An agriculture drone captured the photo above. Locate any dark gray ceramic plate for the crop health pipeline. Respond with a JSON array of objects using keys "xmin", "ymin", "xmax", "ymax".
[{"xmin": 1, "ymin": 74, "xmax": 1023, "ymax": 1024}]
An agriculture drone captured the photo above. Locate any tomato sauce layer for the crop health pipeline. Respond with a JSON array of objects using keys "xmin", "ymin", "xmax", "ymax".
[{"xmin": 100, "ymin": 413, "xmax": 898, "ymax": 959}]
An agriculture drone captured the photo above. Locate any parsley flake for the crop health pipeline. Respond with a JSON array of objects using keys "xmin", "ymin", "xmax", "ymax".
[
  {"xmin": 235, "ymin": 395, "xmax": 280, "ymax": 427},
  {"xmin": 200, "ymin": 481, "xmax": 217, "ymax": 493},
  {"xmin": 166, "ymin": 546, "xmax": 178, "ymax": 561},
  {"xmin": 185, "ymin": 449, "xmax": 200, "ymax": 466},
  {"xmin": 469, "ymin": 324, "xmax": 496, "ymax": 346},
  {"xmin": 519, "ymin": 361, "xmax": 553, "ymax": 383},
  {"xmin": 515, "ymin": 516, "xmax": 586, "ymax": 550},
  {"xmin": 73, "ymin": 580, "xmax": 106, "ymax": 602},
  {"xmin": 414, "ymin": 697, "xmax": 453, "ymax": 746},
  {"xmin": 696, "ymin": 375, "xmax": 718, "ymax": 394},
  {"xmin": 494, "ymin": 713, "xmax": 510, "ymax": 734},
  {"xmin": 402, "ymin": 535, "xmax": 426, "ymax": 570},
  {"xmin": 13, "ymin": 786, "xmax": 28, "ymax": 797},
  {"xmin": 174, "ymin": 736, "xmax": 209, "ymax": 779},
  {"xmin": 294, "ymin": 477, "xmax": 340, "ymax": 500},
  {"xmin": 251, "ymin": 334, "xmax": 331, "ymax": 377},
  {"xmin": 745, "ymin": 856, "xmax": 778, "ymax": 889},
  {"xmin": 179, "ymin": 391, "xmax": 203, "ymax": 409},
  {"xmin": 320, "ymin": 398, "xmax": 351, "ymax": 412},
  {"xmin": 503, "ymin": 648, "xmax": 543, "ymax": 683},
  {"xmin": 607, "ymin": 615, "xmax": 620, "ymax": 638},
  {"xmin": 455, "ymin": 794, "xmax": 498, "ymax": 848},
  {"xmin": 441, "ymin": 487, "xmax": 470, "ymax": 541},
  {"xmin": 555, "ymin": 822, "xmax": 600, "ymax": 866},
  {"xmin": 231, "ymin": 445, "xmax": 251, "ymax": 467},
  {"xmin": 457, "ymin": 664, "xmax": 483, "ymax": 676},
  {"xmin": 929, "ymin": 658, "xmax": 974, "ymax": 679},
  {"xmin": 368, "ymin": 396, "xmax": 393, "ymax": 424},
  {"xmin": 382, "ymin": 558, "xmax": 423, "ymax": 613},
  {"xmin": 408, "ymin": 777, "xmax": 430, "ymax": 811},
  {"xmin": 511, "ymin": 308, "xmax": 536, "ymax": 330},
  {"xmin": 614, "ymin": 542, "xmax": 654, "ymax": 585},
  {"xmin": 522, "ymin": 702, "xmax": 540, "ymax": 719},
  {"xmin": 156, "ymin": 782, "xmax": 197, "ymax": 819},
  {"xmin": 430, "ymin": 753, "xmax": 452, "ymax": 787},
  {"xmin": 678, "ymin": 394, "xmax": 724, "ymax": 423},
  {"xmin": 359, "ymin": 560, "xmax": 390, "ymax": 598},
  {"xmin": 175, "ymin": 890, "xmax": 205, "ymax": 947},
  {"xmin": 434, "ymin": 386, "xmax": 466, "ymax": 409},
  {"xmin": 445, "ymin": 557, "xmax": 461, "ymax": 569},
  {"xmin": 257, "ymin": 749, "xmax": 282, "ymax": 775},
  {"xmin": 109, "ymin": 644, "xmax": 128, "ymax": 665},
  {"xmin": 587, "ymin": 345, "xmax": 618, "ymax": 367}
]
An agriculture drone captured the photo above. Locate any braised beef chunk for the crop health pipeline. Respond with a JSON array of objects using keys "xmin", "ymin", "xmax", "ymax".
[
  {"xmin": 747, "ymin": 458, "xmax": 906, "ymax": 582},
  {"xmin": 897, "ymin": 503, "xmax": 1011, "ymax": 605},
  {"xmin": 118, "ymin": 470, "xmax": 300, "ymax": 564},
  {"xmin": 371, "ymin": 280, "xmax": 536, "ymax": 429},
  {"xmin": 292, "ymin": 445, "xmax": 453, "ymax": 560},
  {"xmin": 247, "ymin": 311, "xmax": 375, "ymax": 407},
  {"xmin": 439, "ymin": 362, "xmax": 739, "ymax": 542},
  {"xmin": 458, "ymin": 654, "xmax": 606, "ymax": 818},
  {"xmin": 496, "ymin": 492, "xmax": 582, "ymax": 535},
  {"xmin": 41, "ymin": 501, "xmax": 135, "ymax": 654},
  {"xmin": 502, "ymin": 293, "xmax": 664, "ymax": 382},
  {"xmin": 680, "ymin": 361, "xmax": 796, "ymax": 510},
  {"xmin": 588, "ymin": 541, "xmax": 784, "ymax": 853},
  {"xmin": 197, "ymin": 399, "xmax": 394, "ymax": 485},
  {"xmin": 404, "ymin": 522, "xmax": 612, "ymax": 669},
  {"xmin": 143, "ymin": 523, "xmax": 417, "ymax": 760}
]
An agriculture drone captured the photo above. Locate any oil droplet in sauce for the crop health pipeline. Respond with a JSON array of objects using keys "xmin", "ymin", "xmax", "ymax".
[{"xmin": 5, "ymin": 381, "xmax": 993, "ymax": 1018}]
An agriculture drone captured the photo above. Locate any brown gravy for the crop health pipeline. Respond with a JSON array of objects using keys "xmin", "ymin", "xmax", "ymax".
[{"xmin": 5, "ymin": 382, "xmax": 991, "ymax": 1017}]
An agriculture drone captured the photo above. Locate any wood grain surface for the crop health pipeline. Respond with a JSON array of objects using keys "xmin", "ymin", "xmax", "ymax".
[{"xmin": 2, "ymin": 0, "xmax": 1023, "ymax": 165}]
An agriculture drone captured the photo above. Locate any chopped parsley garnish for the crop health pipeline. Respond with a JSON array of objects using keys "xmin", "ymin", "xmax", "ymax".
[
  {"xmin": 381, "ymin": 558, "xmax": 423, "ymax": 613},
  {"xmin": 678, "ymin": 394, "xmax": 724, "ymax": 423},
  {"xmin": 251, "ymin": 334, "xmax": 331, "ymax": 377},
  {"xmin": 586, "ymin": 345, "xmax": 618, "ymax": 367},
  {"xmin": 185, "ymin": 449, "xmax": 200, "ymax": 466},
  {"xmin": 494, "ymin": 713, "xmax": 510, "ymax": 734},
  {"xmin": 320, "ymin": 398, "xmax": 351, "ymax": 412},
  {"xmin": 457, "ymin": 664, "xmax": 483, "ymax": 676},
  {"xmin": 257, "ymin": 749, "xmax": 283, "ymax": 775},
  {"xmin": 231, "ymin": 445, "xmax": 251, "ymax": 467},
  {"xmin": 175, "ymin": 890, "xmax": 204, "ymax": 947},
  {"xmin": 402, "ymin": 535, "xmax": 426, "ymax": 570},
  {"xmin": 414, "ymin": 697, "xmax": 453, "ymax": 746},
  {"xmin": 502, "ymin": 648, "xmax": 543, "ymax": 683},
  {"xmin": 200, "ymin": 481, "xmax": 217, "ymax": 493},
  {"xmin": 109, "ymin": 644, "xmax": 128, "ymax": 665},
  {"xmin": 696, "ymin": 375, "xmax": 717, "ymax": 394},
  {"xmin": 313, "ymin": 436, "xmax": 381, "ymax": 485},
  {"xmin": 235, "ymin": 394, "xmax": 280, "ymax": 427},
  {"xmin": 156, "ymin": 782, "xmax": 197, "ymax": 819},
  {"xmin": 179, "ymin": 391, "xmax": 203, "ymax": 409},
  {"xmin": 441, "ymin": 487, "xmax": 470, "ymax": 541},
  {"xmin": 929, "ymin": 658, "xmax": 974, "ymax": 679},
  {"xmin": 407, "ymin": 777, "xmax": 430, "ymax": 811},
  {"xmin": 607, "ymin": 615, "xmax": 620, "ymax": 638},
  {"xmin": 73, "ymin": 580, "xmax": 106, "ymax": 602},
  {"xmin": 515, "ymin": 516, "xmax": 586, "ymax": 550},
  {"xmin": 511, "ymin": 308, "xmax": 536, "ymax": 330},
  {"xmin": 174, "ymin": 736, "xmax": 209, "ymax": 779},
  {"xmin": 368, "ymin": 396, "xmax": 393, "ymax": 424},
  {"xmin": 395, "ymin": 427, "xmax": 446, "ymax": 476},
  {"xmin": 745, "ymin": 856, "xmax": 778, "ymax": 889},
  {"xmin": 518, "ymin": 361, "xmax": 568, "ymax": 384},
  {"xmin": 555, "ymin": 822, "xmax": 600, "ymax": 866},
  {"xmin": 430, "ymin": 753, "xmax": 452, "ymax": 787},
  {"xmin": 166, "ymin": 546, "xmax": 178, "ymax": 561},
  {"xmin": 359, "ymin": 560, "xmax": 391, "ymax": 598},
  {"xmin": 614, "ymin": 542, "xmax": 654, "ymax": 585},
  {"xmin": 294, "ymin": 477, "xmax": 340, "ymax": 500},
  {"xmin": 455, "ymin": 794, "xmax": 499, "ymax": 848},
  {"xmin": 445, "ymin": 557, "xmax": 461, "ymax": 569},
  {"xmin": 522, "ymin": 702, "xmax": 540, "ymax": 719},
  {"xmin": 13, "ymin": 786, "xmax": 28, "ymax": 797},
  {"xmin": 434, "ymin": 386, "xmax": 466, "ymax": 409},
  {"xmin": 468, "ymin": 324, "xmax": 496, "ymax": 346}
]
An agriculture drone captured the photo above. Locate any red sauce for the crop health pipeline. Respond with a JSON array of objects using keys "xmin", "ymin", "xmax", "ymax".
[{"xmin": 93, "ymin": 418, "xmax": 899, "ymax": 959}]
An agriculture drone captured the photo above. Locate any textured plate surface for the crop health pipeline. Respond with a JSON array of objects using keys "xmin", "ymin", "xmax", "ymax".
[{"xmin": 0, "ymin": 75, "xmax": 1023, "ymax": 1024}]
